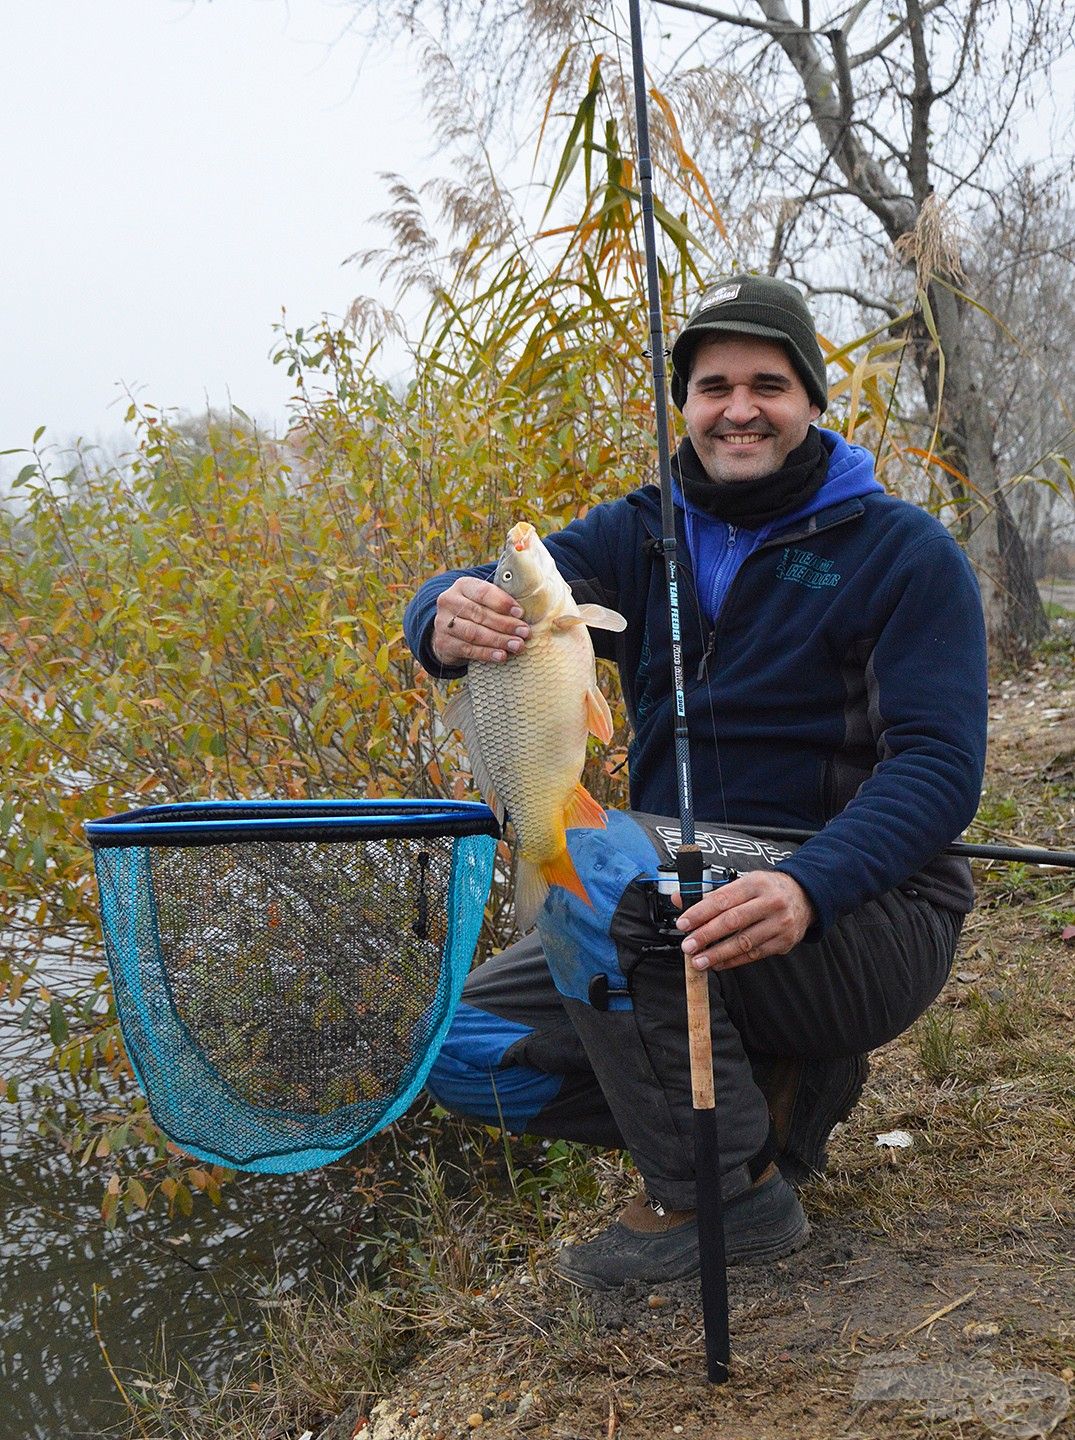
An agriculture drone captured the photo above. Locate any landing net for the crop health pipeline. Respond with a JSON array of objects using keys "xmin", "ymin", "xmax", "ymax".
[{"xmin": 87, "ymin": 800, "xmax": 500, "ymax": 1173}]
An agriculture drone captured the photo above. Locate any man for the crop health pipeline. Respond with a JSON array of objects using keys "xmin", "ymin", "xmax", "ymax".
[{"xmin": 403, "ymin": 275, "xmax": 988, "ymax": 1289}]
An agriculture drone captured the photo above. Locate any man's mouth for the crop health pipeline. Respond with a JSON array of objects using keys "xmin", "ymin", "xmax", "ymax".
[{"xmin": 714, "ymin": 431, "xmax": 773, "ymax": 446}]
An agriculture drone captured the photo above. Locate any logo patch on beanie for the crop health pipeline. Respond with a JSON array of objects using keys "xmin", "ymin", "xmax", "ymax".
[{"xmin": 700, "ymin": 282, "xmax": 740, "ymax": 307}]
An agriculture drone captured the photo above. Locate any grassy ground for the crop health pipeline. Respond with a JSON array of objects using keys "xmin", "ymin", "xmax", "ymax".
[{"xmin": 121, "ymin": 625, "xmax": 1075, "ymax": 1440}]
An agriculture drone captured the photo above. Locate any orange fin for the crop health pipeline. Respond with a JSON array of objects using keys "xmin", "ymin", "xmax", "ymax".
[
  {"xmin": 564, "ymin": 781, "xmax": 607, "ymax": 831},
  {"xmin": 516, "ymin": 849, "xmax": 594, "ymax": 929},
  {"xmin": 584, "ymin": 685, "xmax": 615, "ymax": 744},
  {"xmin": 539, "ymin": 845, "xmax": 594, "ymax": 911}
]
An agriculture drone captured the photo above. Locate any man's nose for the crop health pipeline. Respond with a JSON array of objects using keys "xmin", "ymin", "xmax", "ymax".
[{"xmin": 723, "ymin": 386, "xmax": 759, "ymax": 424}]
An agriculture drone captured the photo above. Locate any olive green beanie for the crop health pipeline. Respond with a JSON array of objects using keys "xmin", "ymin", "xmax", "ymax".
[{"xmin": 670, "ymin": 275, "xmax": 828, "ymax": 413}]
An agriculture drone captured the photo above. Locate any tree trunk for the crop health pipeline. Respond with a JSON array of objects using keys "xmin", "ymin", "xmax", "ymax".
[
  {"xmin": 752, "ymin": 0, "xmax": 1049, "ymax": 659},
  {"xmin": 915, "ymin": 283, "xmax": 1049, "ymax": 658}
]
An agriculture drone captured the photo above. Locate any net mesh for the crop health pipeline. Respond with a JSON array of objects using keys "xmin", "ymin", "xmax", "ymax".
[{"xmin": 92, "ymin": 821, "xmax": 496, "ymax": 1172}]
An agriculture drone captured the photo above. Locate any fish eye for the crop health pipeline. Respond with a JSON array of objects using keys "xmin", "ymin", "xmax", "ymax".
[{"xmin": 501, "ymin": 568, "xmax": 512, "ymax": 581}]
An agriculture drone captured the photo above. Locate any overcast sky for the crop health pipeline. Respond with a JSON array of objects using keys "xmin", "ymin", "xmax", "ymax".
[
  {"xmin": 5, "ymin": 2, "xmax": 1070, "ymax": 475},
  {"xmin": 3, "ymin": 0, "xmax": 434, "ymax": 462}
]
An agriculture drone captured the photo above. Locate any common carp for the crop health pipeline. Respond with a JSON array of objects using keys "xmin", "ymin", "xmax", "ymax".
[{"xmin": 443, "ymin": 521, "xmax": 627, "ymax": 930}]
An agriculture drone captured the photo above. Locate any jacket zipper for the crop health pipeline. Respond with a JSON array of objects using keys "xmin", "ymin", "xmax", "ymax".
[{"xmin": 688, "ymin": 504, "xmax": 867, "ymax": 685}]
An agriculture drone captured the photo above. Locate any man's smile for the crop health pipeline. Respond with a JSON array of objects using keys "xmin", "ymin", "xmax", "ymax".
[{"xmin": 716, "ymin": 432, "xmax": 771, "ymax": 446}]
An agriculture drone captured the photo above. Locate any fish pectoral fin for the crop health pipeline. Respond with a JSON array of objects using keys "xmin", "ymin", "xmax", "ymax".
[
  {"xmin": 584, "ymin": 686, "xmax": 615, "ymax": 744},
  {"xmin": 575, "ymin": 603, "xmax": 628, "ymax": 633},
  {"xmin": 442, "ymin": 685, "xmax": 505, "ymax": 824},
  {"xmin": 441, "ymin": 687, "xmax": 470, "ymax": 733},
  {"xmin": 564, "ymin": 782, "xmax": 607, "ymax": 831}
]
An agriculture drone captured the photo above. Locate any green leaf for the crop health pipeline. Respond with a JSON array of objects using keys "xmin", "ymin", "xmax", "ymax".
[{"xmin": 49, "ymin": 998, "xmax": 68, "ymax": 1046}]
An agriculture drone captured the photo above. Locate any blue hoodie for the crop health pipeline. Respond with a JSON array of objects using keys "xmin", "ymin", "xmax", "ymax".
[
  {"xmin": 676, "ymin": 429, "xmax": 883, "ymax": 624},
  {"xmin": 405, "ymin": 429, "xmax": 988, "ymax": 937}
]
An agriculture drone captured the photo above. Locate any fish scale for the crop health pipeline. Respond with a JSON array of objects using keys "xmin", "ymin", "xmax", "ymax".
[
  {"xmin": 442, "ymin": 521, "xmax": 627, "ymax": 929},
  {"xmin": 465, "ymin": 619, "xmax": 595, "ymax": 862}
]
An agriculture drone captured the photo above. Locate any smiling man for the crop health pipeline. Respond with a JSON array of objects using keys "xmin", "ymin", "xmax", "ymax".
[
  {"xmin": 681, "ymin": 337, "xmax": 820, "ymax": 481},
  {"xmin": 404, "ymin": 275, "xmax": 989, "ymax": 1290}
]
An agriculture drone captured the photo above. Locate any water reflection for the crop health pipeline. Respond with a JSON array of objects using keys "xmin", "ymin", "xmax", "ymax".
[{"xmin": 0, "ymin": 1113, "xmax": 402, "ymax": 1440}]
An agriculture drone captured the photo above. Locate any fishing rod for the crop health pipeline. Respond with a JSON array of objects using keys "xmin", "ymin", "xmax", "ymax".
[
  {"xmin": 627, "ymin": 0, "xmax": 730, "ymax": 1386},
  {"xmin": 716, "ymin": 827, "xmax": 1075, "ymax": 870}
]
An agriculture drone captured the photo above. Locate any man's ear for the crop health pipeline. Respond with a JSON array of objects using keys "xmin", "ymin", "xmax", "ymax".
[{"xmin": 809, "ymin": 404, "xmax": 822, "ymax": 421}]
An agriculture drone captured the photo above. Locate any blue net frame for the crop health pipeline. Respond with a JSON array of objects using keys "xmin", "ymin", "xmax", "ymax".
[{"xmin": 87, "ymin": 800, "xmax": 500, "ymax": 1173}]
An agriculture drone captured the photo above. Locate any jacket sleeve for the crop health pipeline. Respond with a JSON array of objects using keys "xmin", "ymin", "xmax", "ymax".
[
  {"xmin": 402, "ymin": 503, "xmax": 632, "ymax": 677},
  {"xmin": 775, "ymin": 531, "xmax": 988, "ymax": 937}
]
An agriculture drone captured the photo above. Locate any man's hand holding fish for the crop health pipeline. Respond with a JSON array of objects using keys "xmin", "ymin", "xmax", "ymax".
[{"xmin": 432, "ymin": 576, "xmax": 531, "ymax": 667}]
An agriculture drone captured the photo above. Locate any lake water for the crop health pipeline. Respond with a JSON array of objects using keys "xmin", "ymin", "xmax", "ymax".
[{"xmin": 0, "ymin": 1091, "xmax": 417, "ymax": 1440}]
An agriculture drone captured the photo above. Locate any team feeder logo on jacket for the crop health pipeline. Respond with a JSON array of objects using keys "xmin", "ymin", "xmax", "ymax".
[{"xmin": 776, "ymin": 547, "xmax": 842, "ymax": 591}]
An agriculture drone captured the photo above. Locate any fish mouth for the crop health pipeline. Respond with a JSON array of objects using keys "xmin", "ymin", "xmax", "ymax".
[{"xmin": 507, "ymin": 521, "xmax": 536, "ymax": 552}]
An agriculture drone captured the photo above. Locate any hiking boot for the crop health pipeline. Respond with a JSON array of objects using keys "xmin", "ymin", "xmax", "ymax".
[
  {"xmin": 754, "ymin": 1054, "xmax": 869, "ymax": 1186},
  {"xmin": 556, "ymin": 1165, "xmax": 809, "ymax": 1291}
]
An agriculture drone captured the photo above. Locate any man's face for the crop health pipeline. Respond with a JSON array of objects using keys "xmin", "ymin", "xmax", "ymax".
[{"xmin": 681, "ymin": 334, "xmax": 821, "ymax": 483}]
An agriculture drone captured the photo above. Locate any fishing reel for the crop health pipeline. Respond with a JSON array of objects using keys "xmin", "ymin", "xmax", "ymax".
[{"xmin": 639, "ymin": 862, "xmax": 739, "ymax": 950}]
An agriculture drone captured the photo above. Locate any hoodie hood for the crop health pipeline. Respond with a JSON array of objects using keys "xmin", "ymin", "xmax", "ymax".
[
  {"xmin": 673, "ymin": 427, "xmax": 884, "ymax": 626},
  {"xmin": 767, "ymin": 427, "xmax": 884, "ymax": 535}
]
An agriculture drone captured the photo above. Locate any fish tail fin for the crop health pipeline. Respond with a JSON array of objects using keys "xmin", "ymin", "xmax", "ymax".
[
  {"xmin": 541, "ymin": 846, "xmax": 594, "ymax": 910},
  {"xmin": 516, "ymin": 843, "xmax": 595, "ymax": 931},
  {"xmin": 514, "ymin": 859, "xmax": 550, "ymax": 932},
  {"xmin": 564, "ymin": 781, "xmax": 607, "ymax": 831},
  {"xmin": 514, "ymin": 787, "xmax": 605, "ymax": 929}
]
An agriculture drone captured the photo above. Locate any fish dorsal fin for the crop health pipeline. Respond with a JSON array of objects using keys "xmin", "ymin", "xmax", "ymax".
[
  {"xmin": 575, "ymin": 603, "xmax": 628, "ymax": 633},
  {"xmin": 442, "ymin": 685, "xmax": 505, "ymax": 825},
  {"xmin": 584, "ymin": 685, "xmax": 615, "ymax": 744}
]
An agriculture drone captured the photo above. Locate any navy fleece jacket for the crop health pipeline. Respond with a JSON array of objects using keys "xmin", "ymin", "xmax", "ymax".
[{"xmin": 404, "ymin": 429, "xmax": 988, "ymax": 937}]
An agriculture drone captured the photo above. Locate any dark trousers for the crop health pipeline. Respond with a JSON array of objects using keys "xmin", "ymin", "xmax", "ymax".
[{"xmin": 426, "ymin": 815, "xmax": 962, "ymax": 1210}]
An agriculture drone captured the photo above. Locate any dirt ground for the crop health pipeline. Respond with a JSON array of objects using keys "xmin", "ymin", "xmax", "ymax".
[{"xmin": 325, "ymin": 629, "xmax": 1075, "ymax": 1440}]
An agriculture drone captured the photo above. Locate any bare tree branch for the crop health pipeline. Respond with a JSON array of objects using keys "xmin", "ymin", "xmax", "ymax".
[
  {"xmin": 807, "ymin": 284, "xmax": 903, "ymax": 318},
  {"xmin": 654, "ymin": 0, "xmax": 806, "ymax": 37},
  {"xmin": 848, "ymin": 0, "xmax": 948, "ymax": 67}
]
